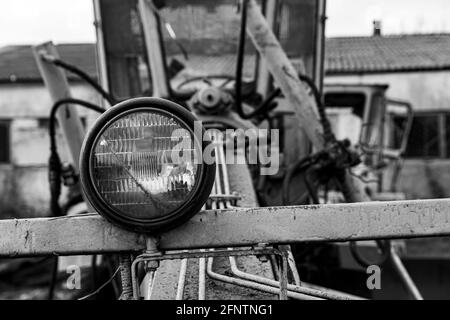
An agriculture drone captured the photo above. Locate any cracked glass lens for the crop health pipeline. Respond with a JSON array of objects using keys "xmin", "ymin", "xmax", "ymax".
[{"xmin": 91, "ymin": 111, "xmax": 199, "ymax": 219}]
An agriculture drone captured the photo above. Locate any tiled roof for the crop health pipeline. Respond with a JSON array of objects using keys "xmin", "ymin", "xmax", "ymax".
[
  {"xmin": 0, "ymin": 43, "xmax": 97, "ymax": 83},
  {"xmin": 1, "ymin": 34, "xmax": 450, "ymax": 83},
  {"xmin": 325, "ymin": 33, "xmax": 450, "ymax": 75}
]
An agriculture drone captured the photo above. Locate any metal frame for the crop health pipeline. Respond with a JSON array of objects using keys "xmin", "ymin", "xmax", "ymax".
[
  {"xmin": 130, "ymin": 248, "xmax": 289, "ymax": 300},
  {"xmin": 2, "ymin": 197, "xmax": 450, "ymax": 257}
]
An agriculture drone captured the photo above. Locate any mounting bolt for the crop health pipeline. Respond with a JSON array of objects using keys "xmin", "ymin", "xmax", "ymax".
[{"xmin": 145, "ymin": 260, "xmax": 160, "ymax": 272}]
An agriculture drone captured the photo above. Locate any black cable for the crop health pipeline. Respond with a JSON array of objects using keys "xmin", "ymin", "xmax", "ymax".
[
  {"xmin": 78, "ymin": 266, "xmax": 121, "ymax": 300},
  {"xmin": 297, "ymin": 73, "xmax": 336, "ymax": 144},
  {"xmin": 49, "ymin": 58, "xmax": 116, "ymax": 105},
  {"xmin": 233, "ymin": 0, "xmax": 281, "ymax": 120},
  {"xmin": 304, "ymin": 171, "xmax": 320, "ymax": 205},
  {"xmin": 48, "ymin": 257, "xmax": 58, "ymax": 300},
  {"xmin": 48, "ymin": 149, "xmax": 63, "ymax": 217},
  {"xmin": 47, "ymin": 98, "xmax": 105, "ymax": 300},
  {"xmin": 48, "ymin": 98, "xmax": 105, "ymax": 216},
  {"xmin": 49, "ymin": 98, "xmax": 105, "ymax": 153},
  {"xmin": 91, "ymin": 255, "xmax": 98, "ymax": 298},
  {"xmin": 349, "ymin": 240, "xmax": 391, "ymax": 269},
  {"xmin": 282, "ymin": 156, "xmax": 313, "ymax": 205},
  {"xmin": 295, "ymin": 74, "xmax": 361, "ymax": 205},
  {"xmin": 281, "ymin": 73, "xmax": 355, "ymax": 205}
]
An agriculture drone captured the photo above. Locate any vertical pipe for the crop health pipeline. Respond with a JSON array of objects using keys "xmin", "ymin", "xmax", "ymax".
[
  {"xmin": 198, "ymin": 250, "xmax": 207, "ymax": 300},
  {"xmin": 143, "ymin": 270, "xmax": 156, "ymax": 300},
  {"xmin": 390, "ymin": 248, "xmax": 423, "ymax": 300},
  {"xmin": 278, "ymin": 251, "xmax": 288, "ymax": 300},
  {"xmin": 92, "ymin": 0, "xmax": 110, "ymax": 103},
  {"xmin": 256, "ymin": 0, "xmax": 277, "ymax": 97},
  {"xmin": 138, "ymin": 0, "xmax": 170, "ymax": 98},
  {"xmin": 286, "ymin": 247, "xmax": 301, "ymax": 285},
  {"xmin": 176, "ymin": 258, "xmax": 188, "ymax": 300}
]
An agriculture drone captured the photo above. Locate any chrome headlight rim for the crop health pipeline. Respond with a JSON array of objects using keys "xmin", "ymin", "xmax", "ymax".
[{"xmin": 80, "ymin": 97, "xmax": 215, "ymax": 234}]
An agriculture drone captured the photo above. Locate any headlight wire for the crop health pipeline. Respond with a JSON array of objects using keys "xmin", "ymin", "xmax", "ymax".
[{"xmin": 48, "ymin": 98, "xmax": 106, "ymax": 217}]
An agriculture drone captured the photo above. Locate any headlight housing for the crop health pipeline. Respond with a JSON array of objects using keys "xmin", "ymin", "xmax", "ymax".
[{"xmin": 80, "ymin": 97, "xmax": 215, "ymax": 233}]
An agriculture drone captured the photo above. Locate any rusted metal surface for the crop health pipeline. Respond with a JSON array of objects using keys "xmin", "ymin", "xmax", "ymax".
[
  {"xmin": 161, "ymin": 198, "xmax": 450, "ymax": 248},
  {"xmin": 0, "ymin": 214, "xmax": 145, "ymax": 257},
  {"xmin": 2, "ymin": 198, "xmax": 450, "ymax": 257}
]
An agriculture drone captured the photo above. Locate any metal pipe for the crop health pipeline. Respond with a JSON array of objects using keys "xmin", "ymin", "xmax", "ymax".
[
  {"xmin": 218, "ymin": 135, "xmax": 322, "ymax": 299},
  {"xmin": 176, "ymin": 259, "xmax": 188, "ymax": 300},
  {"xmin": 214, "ymin": 134, "xmax": 227, "ymax": 211},
  {"xmin": 223, "ymin": 137, "xmax": 357, "ymax": 301},
  {"xmin": 143, "ymin": 270, "xmax": 156, "ymax": 300},
  {"xmin": 199, "ymin": 250, "xmax": 207, "ymax": 300},
  {"xmin": 208, "ymin": 151, "xmax": 295, "ymax": 300},
  {"xmin": 390, "ymin": 248, "xmax": 423, "ymax": 300},
  {"xmin": 197, "ymin": 148, "xmax": 220, "ymax": 299},
  {"xmin": 138, "ymin": 0, "xmax": 170, "ymax": 98},
  {"xmin": 301, "ymin": 282, "xmax": 365, "ymax": 300},
  {"xmin": 219, "ymin": 131, "xmax": 303, "ymax": 293},
  {"xmin": 286, "ymin": 247, "xmax": 301, "ymax": 286},
  {"xmin": 131, "ymin": 248, "xmax": 285, "ymax": 300},
  {"xmin": 228, "ymin": 256, "xmax": 364, "ymax": 300},
  {"xmin": 206, "ymin": 256, "xmax": 322, "ymax": 300}
]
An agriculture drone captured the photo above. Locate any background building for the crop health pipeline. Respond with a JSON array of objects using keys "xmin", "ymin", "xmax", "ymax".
[
  {"xmin": 0, "ymin": 44, "xmax": 100, "ymax": 217},
  {"xmin": 325, "ymin": 33, "xmax": 450, "ymax": 199}
]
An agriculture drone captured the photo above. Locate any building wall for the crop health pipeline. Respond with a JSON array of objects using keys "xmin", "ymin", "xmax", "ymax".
[
  {"xmin": 325, "ymin": 71, "xmax": 450, "ymax": 111},
  {"xmin": 0, "ymin": 82, "xmax": 101, "ymax": 218},
  {"xmin": 325, "ymin": 71, "xmax": 450, "ymax": 199}
]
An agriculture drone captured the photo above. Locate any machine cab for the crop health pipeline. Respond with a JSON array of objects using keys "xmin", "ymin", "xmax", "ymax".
[{"xmin": 324, "ymin": 84, "xmax": 413, "ymax": 193}]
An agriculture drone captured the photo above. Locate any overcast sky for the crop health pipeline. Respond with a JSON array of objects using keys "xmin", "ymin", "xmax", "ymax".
[{"xmin": 0, "ymin": 0, "xmax": 449, "ymax": 47}]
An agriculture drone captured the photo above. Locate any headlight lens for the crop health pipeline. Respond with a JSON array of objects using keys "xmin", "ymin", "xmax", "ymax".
[
  {"xmin": 80, "ymin": 98, "xmax": 215, "ymax": 233},
  {"xmin": 92, "ymin": 111, "xmax": 198, "ymax": 218}
]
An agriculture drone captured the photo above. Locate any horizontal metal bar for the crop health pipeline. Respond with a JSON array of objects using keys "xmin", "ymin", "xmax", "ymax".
[
  {"xmin": 0, "ymin": 214, "xmax": 145, "ymax": 257},
  {"xmin": 2, "ymin": 198, "xmax": 450, "ymax": 257}
]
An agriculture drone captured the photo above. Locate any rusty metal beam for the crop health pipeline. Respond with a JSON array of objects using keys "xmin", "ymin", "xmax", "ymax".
[
  {"xmin": 32, "ymin": 42, "xmax": 86, "ymax": 173},
  {"xmin": 245, "ymin": 0, "xmax": 370, "ymax": 203},
  {"xmin": 2, "ymin": 198, "xmax": 450, "ymax": 257},
  {"xmin": 245, "ymin": 0, "xmax": 325, "ymax": 149},
  {"xmin": 138, "ymin": 0, "xmax": 170, "ymax": 98}
]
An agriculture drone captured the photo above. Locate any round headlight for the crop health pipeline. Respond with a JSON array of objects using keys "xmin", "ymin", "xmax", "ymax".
[{"xmin": 80, "ymin": 97, "xmax": 215, "ymax": 233}]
